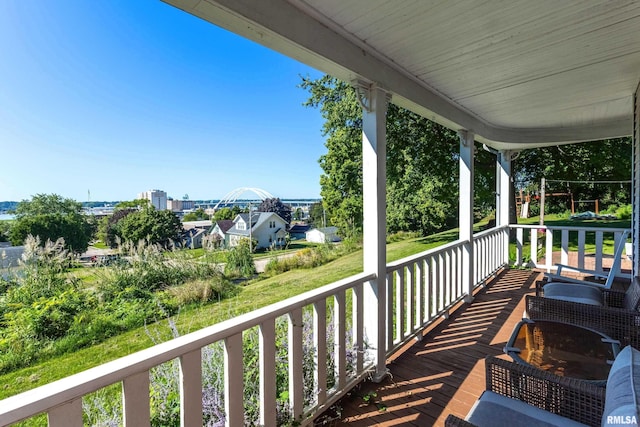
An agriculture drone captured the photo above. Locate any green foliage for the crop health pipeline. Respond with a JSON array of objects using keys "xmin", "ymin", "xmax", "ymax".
[
  {"xmin": 112, "ymin": 206, "xmax": 183, "ymax": 248},
  {"xmin": 602, "ymin": 203, "xmax": 632, "ymax": 220},
  {"xmin": 0, "ymin": 238, "xmax": 235, "ymax": 374},
  {"xmin": 224, "ymin": 238, "xmax": 256, "ymax": 277},
  {"xmin": 114, "ymin": 199, "xmax": 149, "ymax": 210},
  {"xmin": 162, "ymin": 277, "xmax": 238, "ymax": 307},
  {"xmin": 213, "ymin": 207, "xmax": 234, "ymax": 221},
  {"xmin": 182, "ymin": 208, "xmax": 208, "ymax": 222},
  {"xmin": 0, "ymin": 221, "xmax": 10, "ymax": 242},
  {"xmin": 99, "ymin": 208, "xmax": 136, "ymax": 247},
  {"xmin": 515, "ymin": 138, "xmax": 632, "ymax": 214},
  {"xmin": 9, "ymin": 194, "xmax": 94, "ymax": 253},
  {"xmin": 257, "ymin": 197, "xmax": 292, "ymax": 224},
  {"xmin": 308, "ymin": 201, "xmax": 327, "ymax": 228},
  {"xmin": 264, "ymin": 243, "xmax": 352, "ymax": 275}
]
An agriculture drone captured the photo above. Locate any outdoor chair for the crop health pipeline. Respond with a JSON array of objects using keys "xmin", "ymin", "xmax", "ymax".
[
  {"xmin": 539, "ymin": 230, "xmax": 630, "ymax": 306},
  {"xmin": 526, "ymin": 277, "xmax": 640, "ymax": 350},
  {"xmin": 445, "ymin": 345, "xmax": 640, "ymax": 427}
]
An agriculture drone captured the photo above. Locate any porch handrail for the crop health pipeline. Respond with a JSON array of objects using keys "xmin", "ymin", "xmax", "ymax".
[
  {"xmin": 0, "ymin": 272, "xmax": 375, "ymax": 426},
  {"xmin": 509, "ymin": 224, "xmax": 630, "ymax": 275}
]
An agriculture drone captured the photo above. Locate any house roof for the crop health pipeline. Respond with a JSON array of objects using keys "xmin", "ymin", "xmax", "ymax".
[
  {"xmin": 182, "ymin": 220, "xmax": 212, "ymax": 230},
  {"xmin": 289, "ymin": 224, "xmax": 311, "ymax": 233},
  {"xmin": 164, "ymin": 0, "xmax": 640, "ymax": 149},
  {"xmin": 213, "ymin": 220, "xmax": 235, "ymax": 234},
  {"xmin": 307, "ymin": 226, "xmax": 338, "ymax": 235}
]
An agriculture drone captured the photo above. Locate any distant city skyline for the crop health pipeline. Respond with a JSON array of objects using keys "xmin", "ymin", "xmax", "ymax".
[{"xmin": 1, "ymin": 1, "xmax": 326, "ymax": 202}]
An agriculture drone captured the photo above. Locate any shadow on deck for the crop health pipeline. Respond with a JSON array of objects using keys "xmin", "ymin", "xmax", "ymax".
[{"xmin": 327, "ymin": 268, "xmax": 542, "ymax": 426}]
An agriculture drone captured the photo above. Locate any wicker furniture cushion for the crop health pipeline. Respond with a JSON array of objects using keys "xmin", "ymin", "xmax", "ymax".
[
  {"xmin": 466, "ymin": 391, "xmax": 588, "ymax": 427},
  {"xmin": 602, "ymin": 346, "xmax": 640, "ymax": 427},
  {"xmin": 543, "ymin": 282, "xmax": 604, "ymax": 306}
]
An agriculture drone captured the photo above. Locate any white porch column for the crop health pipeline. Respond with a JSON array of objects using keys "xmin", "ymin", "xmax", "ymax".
[
  {"xmin": 633, "ymin": 85, "xmax": 640, "ymax": 278},
  {"xmin": 459, "ymin": 131, "xmax": 475, "ymax": 302},
  {"xmin": 498, "ymin": 150, "xmax": 512, "ymax": 264},
  {"xmin": 358, "ymin": 80, "xmax": 390, "ymax": 382}
]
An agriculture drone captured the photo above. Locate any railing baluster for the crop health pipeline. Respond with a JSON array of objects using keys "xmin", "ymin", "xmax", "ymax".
[
  {"xmin": 530, "ymin": 228, "xmax": 538, "ymax": 266},
  {"xmin": 561, "ymin": 229, "xmax": 569, "ymax": 266},
  {"xmin": 425, "ymin": 257, "xmax": 433, "ymax": 322},
  {"xmin": 123, "ymin": 370, "xmax": 150, "ymax": 427},
  {"xmin": 386, "ymin": 271, "xmax": 394, "ymax": 351},
  {"xmin": 445, "ymin": 250, "xmax": 452, "ymax": 305},
  {"xmin": 577, "ymin": 230, "xmax": 586, "ymax": 270},
  {"xmin": 225, "ymin": 333, "xmax": 244, "ymax": 427},
  {"xmin": 180, "ymin": 350, "xmax": 203, "ymax": 427},
  {"xmin": 415, "ymin": 259, "xmax": 423, "ymax": 333},
  {"xmin": 406, "ymin": 264, "xmax": 414, "ymax": 335},
  {"xmin": 48, "ymin": 399, "xmax": 83, "ymax": 427},
  {"xmin": 288, "ymin": 309, "xmax": 303, "ymax": 420},
  {"xmin": 395, "ymin": 268, "xmax": 405, "ymax": 342},
  {"xmin": 516, "ymin": 227, "xmax": 523, "ymax": 266},
  {"xmin": 595, "ymin": 231, "xmax": 604, "ymax": 273},
  {"xmin": 545, "ymin": 228, "xmax": 553, "ymax": 272},
  {"xmin": 352, "ymin": 283, "xmax": 364, "ymax": 372},
  {"xmin": 259, "ymin": 320, "xmax": 277, "ymax": 426},
  {"xmin": 334, "ymin": 291, "xmax": 346, "ymax": 390},
  {"xmin": 313, "ymin": 300, "xmax": 327, "ymax": 405}
]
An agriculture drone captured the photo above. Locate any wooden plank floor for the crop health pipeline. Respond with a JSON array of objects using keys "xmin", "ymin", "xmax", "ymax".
[{"xmin": 325, "ymin": 268, "xmax": 542, "ymax": 427}]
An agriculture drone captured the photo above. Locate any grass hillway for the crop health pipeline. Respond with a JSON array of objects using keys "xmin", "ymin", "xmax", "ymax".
[{"xmin": 0, "ymin": 214, "xmax": 629, "ymax": 400}]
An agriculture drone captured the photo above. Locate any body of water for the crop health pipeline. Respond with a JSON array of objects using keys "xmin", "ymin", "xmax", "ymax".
[{"xmin": 0, "ymin": 214, "xmax": 15, "ymax": 221}]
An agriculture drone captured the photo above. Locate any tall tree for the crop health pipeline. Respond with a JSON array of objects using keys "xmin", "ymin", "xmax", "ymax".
[
  {"xmin": 9, "ymin": 194, "xmax": 94, "ymax": 253},
  {"xmin": 257, "ymin": 198, "xmax": 292, "ymax": 224},
  {"xmin": 300, "ymin": 75, "xmax": 496, "ymax": 237},
  {"xmin": 113, "ymin": 206, "xmax": 183, "ymax": 248},
  {"xmin": 308, "ymin": 201, "xmax": 327, "ymax": 228},
  {"xmin": 213, "ymin": 207, "xmax": 234, "ymax": 221},
  {"xmin": 514, "ymin": 138, "xmax": 632, "ymax": 214}
]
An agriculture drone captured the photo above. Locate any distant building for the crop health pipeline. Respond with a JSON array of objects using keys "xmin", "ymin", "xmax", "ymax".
[
  {"xmin": 289, "ymin": 223, "xmax": 311, "ymax": 240},
  {"xmin": 305, "ymin": 227, "xmax": 340, "ymax": 243},
  {"xmin": 204, "ymin": 220, "xmax": 235, "ymax": 249},
  {"xmin": 138, "ymin": 190, "xmax": 167, "ymax": 210},
  {"xmin": 180, "ymin": 220, "xmax": 212, "ymax": 249}
]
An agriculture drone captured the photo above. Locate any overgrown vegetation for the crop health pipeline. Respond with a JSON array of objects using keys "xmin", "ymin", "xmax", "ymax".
[
  {"xmin": 81, "ymin": 310, "xmax": 361, "ymax": 426},
  {"xmin": 0, "ymin": 236, "xmax": 236, "ymax": 374}
]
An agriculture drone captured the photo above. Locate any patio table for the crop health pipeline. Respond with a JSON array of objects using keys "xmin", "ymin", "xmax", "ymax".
[{"xmin": 504, "ymin": 319, "xmax": 620, "ymax": 383}]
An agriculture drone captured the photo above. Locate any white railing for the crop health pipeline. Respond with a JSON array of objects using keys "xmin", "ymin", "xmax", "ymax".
[
  {"xmin": 474, "ymin": 226, "xmax": 510, "ymax": 286},
  {"xmin": 7, "ymin": 224, "xmax": 624, "ymax": 426},
  {"xmin": 384, "ymin": 226, "xmax": 509, "ymax": 355},
  {"xmin": 0, "ymin": 272, "xmax": 375, "ymax": 427},
  {"xmin": 510, "ymin": 224, "xmax": 631, "ymax": 274}
]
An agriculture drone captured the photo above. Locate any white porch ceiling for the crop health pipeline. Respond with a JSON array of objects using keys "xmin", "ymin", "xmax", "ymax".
[{"xmin": 163, "ymin": 0, "xmax": 640, "ymax": 149}]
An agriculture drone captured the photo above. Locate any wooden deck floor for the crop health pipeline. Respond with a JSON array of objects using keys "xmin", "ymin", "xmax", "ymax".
[{"xmin": 328, "ymin": 268, "xmax": 542, "ymax": 426}]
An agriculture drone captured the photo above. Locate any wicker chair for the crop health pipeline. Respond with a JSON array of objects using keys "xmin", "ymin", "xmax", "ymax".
[
  {"xmin": 527, "ymin": 277, "xmax": 640, "ymax": 349},
  {"xmin": 444, "ymin": 356, "xmax": 605, "ymax": 427}
]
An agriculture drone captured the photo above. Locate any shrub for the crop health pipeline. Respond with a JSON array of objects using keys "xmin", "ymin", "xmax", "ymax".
[
  {"xmin": 163, "ymin": 276, "xmax": 238, "ymax": 307},
  {"xmin": 224, "ymin": 239, "xmax": 256, "ymax": 278}
]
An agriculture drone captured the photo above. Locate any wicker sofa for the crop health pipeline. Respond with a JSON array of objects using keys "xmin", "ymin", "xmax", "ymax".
[{"xmin": 445, "ymin": 346, "xmax": 640, "ymax": 427}]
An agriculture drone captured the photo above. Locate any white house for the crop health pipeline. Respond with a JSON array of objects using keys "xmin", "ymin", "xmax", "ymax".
[
  {"xmin": 226, "ymin": 212, "xmax": 288, "ymax": 250},
  {"xmin": 305, "ymin": 226, "xmax": 340, "ymax": 243}
]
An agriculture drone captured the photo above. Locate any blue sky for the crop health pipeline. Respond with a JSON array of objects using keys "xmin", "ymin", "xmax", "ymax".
[{"xmin": 0, "ymin": 1, "xmax": 326, "ymax": 202}]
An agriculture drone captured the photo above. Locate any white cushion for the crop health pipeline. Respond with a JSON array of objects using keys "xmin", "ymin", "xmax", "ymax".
[
  {"xmin": 467, "ymin": 391, "xmax": 588, "ymax": 427},
  {"xmin": 602, "ymin": 346, "xmax": 640, "ymax": 427},
  {"xmin": 543, "ymin": 282, "xmax": 603, "ymax": 306}
]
